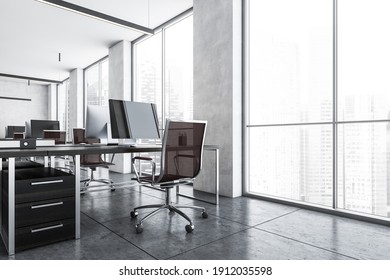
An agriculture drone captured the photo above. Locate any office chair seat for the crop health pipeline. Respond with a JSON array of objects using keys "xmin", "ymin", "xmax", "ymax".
[
  {"xmin": 136, "ymin": 174, "xmax": 192, "ymax": 184},
  {"xmin": 131, "ymin": 120, "xmax": 208, "ymax": 234}
]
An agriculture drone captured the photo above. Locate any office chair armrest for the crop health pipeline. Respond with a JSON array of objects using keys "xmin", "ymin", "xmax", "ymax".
[
  {"xmin": 132, "ymin": 156, "xmax": 153, "ymax": 161},
  {"xmin": 132, "ymin": 156, "xmax": 156, "ymax": 183}
]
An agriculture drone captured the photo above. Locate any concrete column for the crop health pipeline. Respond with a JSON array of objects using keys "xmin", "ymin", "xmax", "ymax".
[
  {"xmin": 47, "ymin": 84, "xmax": 57, "ymax": 120},
  {"xmin": 193, "ymin": 0, "xmax": 242, "ymax": 197},
  {"xmin": 68, "ymin": 68, "xmax": 84, "ymax": 130},
  {"xmin": 109, "ymin": 40, "xmax": 132, "ymax": 173}
]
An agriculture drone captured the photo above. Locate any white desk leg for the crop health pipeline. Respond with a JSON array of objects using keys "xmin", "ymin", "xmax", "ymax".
[
  {"xmin": 50, "ymin": 156, "xmax": 55, "ymax": 167},
  {"xmin": 215, "ymin": 148, "xmax": 220, "ymax": 205},
  {"xmin": 74, "ymin": 155, "xmax": 80, "ymax": 239},
  {"xmin": 8, "ymin": 157, "xmax": 15, "ymax": 255},
  {"xmin": 44, "ymin": 156, "xmax": 49, "ymax": 167}
]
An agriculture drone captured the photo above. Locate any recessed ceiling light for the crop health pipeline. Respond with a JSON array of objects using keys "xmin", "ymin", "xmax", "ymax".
[{"xmin": 35, "ymin": 0, "xmax": 154, "ymax": 35}]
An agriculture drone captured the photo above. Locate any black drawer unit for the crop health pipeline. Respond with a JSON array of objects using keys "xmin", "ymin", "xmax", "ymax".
[
  {"xmin": 1, "ymin": 167, "xmax": 75, "ymax": 252},
  {"xmin": 15, "ymin": 218, "xmax": 75, "ymax": 252}
]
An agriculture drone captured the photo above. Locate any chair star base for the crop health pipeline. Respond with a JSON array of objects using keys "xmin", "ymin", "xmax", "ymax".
[{"xmin": 130, "ymin": 200, "xmax": 207, "ymax": 233}]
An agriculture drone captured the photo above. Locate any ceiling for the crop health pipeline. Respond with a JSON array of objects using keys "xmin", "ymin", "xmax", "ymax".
[{"xmin": 0, "ymin": 0, "xmax": 193, "ymax": 83}]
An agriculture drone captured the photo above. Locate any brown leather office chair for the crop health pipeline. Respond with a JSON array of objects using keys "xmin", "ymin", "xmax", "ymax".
[
  {"xmin": 72, "ymin": 128, "xmax": 115, "ymax": 192},
  {"xmin": 131, "ymin": 120, "xmax": 208, "ymax": 233},
  {"xmin": 43, "ymin": 130, "xmax": 66, "ymax": 144}
]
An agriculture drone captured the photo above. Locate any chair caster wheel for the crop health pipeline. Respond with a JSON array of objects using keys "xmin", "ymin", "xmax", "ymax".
[
  {"xmin": 130, "ymin": 211, "xmax": 138, "ymax": 218},
  {"xmin": 185, "ymin": 224, "xmax": 194, "ymax": 233},
  {"xmin": 201, "ymin": 211, "xmax": 208, "ymax": 218},
  {"xmin": 136, "ymin": 223, "xmax": 144, "ymax": 233}
]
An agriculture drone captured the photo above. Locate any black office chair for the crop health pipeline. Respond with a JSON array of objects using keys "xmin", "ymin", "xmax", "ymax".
[
  {"xmin": 131, "ymin": 120, "xmax": 208, "ymax": 233},
  {"xmin": 72, "ymin": 128, "xmax": 115, "ymax": 192}
]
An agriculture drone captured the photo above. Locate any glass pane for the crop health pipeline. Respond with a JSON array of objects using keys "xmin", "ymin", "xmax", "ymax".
[
  {"xmin": 57, "ymin": 83, "xmax": 66, "ymax": 131},
  {"xmin": 134, "ymin": 32, "xmax": 163, "ymax": 173},
  {"xmin": 165, "ymin": 15, "xmax": 193, "ymax": 121},
  {"xmin": 57, "ymin": 80, "xmax": 70, "ymax": 141},
  {"xmin": 248, "ymin": 125, "xmax": 333, "ymax": 207},
  {"xmin": 101, "ymin": 59, "xmax": 109, "ymax": 106},
  {"xmin": 134, "ymin": 32, "xmax": 163, "ymax": 128},
  {"xmin": 338, "ymin": 0, "xmax": 390, "ymax": 121},
  {"xmin": 338, "ymin": 122, "xmax": 390, "ymax": 217},
  {"xmin": 85, "ymin": 64, "xmax": 99, "ymax": 106},
  {"xmin": 248, "ymin": 0, "xmax": 333, "ymax": 125}
]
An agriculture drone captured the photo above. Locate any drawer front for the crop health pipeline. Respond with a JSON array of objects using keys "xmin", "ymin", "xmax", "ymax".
[
  {"xmin": 15, "ymin": 176, "xmax": 75, "ymax": 204},
  {"xmin": 15, "ymin": 218, "xmax": 75, "ymax": 252},
  {"xmin": 15, "ymin": 196, "xmax": 75, "ymax": 228}
]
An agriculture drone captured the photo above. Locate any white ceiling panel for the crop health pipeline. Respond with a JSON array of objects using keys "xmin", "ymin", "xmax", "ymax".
[{"xmin": 0, "ymin": 0, "xmax": 192, "ymax": 81}]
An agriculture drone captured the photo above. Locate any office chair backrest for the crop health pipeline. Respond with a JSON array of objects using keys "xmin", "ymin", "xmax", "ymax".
[
  {"xmin": 73, "ymin": 128, "xmax": 85, "ymax": 144},
  {"xmin": 43, "ymin": 130, "xmax": 66, "ymax": 144},
  {"xmin": 159, "ymin": 120, "xmax": 207, "ymax": 181}
]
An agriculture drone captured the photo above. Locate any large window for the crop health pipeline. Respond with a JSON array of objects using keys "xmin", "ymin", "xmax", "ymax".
[
  {"xmin": 133, "ymin": 14, "xmax": 193, "ymax": 173},
  {"xmin": 85, "ymin": 58, "xmax": 109, "ymax": 106},
  {"xmin": 246, "ymin": 0, "xmax": 333, "ymax": 207},
  {"xmin": 134, "ymin": 14, "xmax": 193, "ymax": 129},
  {"xmin": 245, "ymin": 0, "xmax": 390, "ymax": 219}
]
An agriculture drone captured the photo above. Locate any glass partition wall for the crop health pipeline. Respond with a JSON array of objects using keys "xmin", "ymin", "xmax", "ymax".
[{"xmin": 245, "ymin": 0, "xmax": 390, "ymax": 221}]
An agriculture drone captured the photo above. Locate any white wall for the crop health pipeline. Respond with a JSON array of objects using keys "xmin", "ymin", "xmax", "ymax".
[{"xmin": 0, "ymin": 80, "xmax": 49, "ymax": 138}]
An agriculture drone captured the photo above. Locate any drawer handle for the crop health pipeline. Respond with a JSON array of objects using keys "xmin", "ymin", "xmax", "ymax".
[
  {"xmin": 30, "ymin": 179, "xmax": 64, "ymax": 186},
  {"xmin": 31, "ymin": 223, "xmax": 64, "ymax": 233},
  {"xmin": 31, "ymin": 201, "xmax": 64, "ymax": 209}
]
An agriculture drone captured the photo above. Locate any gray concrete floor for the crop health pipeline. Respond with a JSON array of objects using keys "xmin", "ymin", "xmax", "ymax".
[{"xmin": 1, "ymin": 170, "xmax": 390, "ymax": 260}]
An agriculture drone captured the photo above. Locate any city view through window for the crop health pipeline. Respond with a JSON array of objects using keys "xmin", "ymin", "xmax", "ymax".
[
  {"xmin": 134, "ymin": 15, "xmax": 193, "ymax": 173},
  {"xmin": 247, "ymin": 0, "xmax": 390, "ymax": 218}
]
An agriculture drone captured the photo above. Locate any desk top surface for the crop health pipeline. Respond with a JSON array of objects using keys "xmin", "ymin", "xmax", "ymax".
[
  {"xmin": 0, "ymin": 144, "xmax": 162, "ymax": 158},
  {"xmin": 0, "ymin": 144, "xmax": 219, "ymax": 158}
]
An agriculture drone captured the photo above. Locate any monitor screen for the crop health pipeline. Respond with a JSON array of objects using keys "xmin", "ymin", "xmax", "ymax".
[
  {"xmin": 125, "ymin": 101, "xmax": 160, "ymax": 139},
  {"xmin": 108, "ymin": 99, "xmax": 160, "ymax": 140},
  {"xmin": 30, "ymin": 120, "xmax": 60, "ymax": 138},
  {"xmin": 109, "ymin": 99, "xmax": 130, "ymax": 139},
  {"xmin": 85, "ymin": 105, "xmax": 110, "ymax": 139}
]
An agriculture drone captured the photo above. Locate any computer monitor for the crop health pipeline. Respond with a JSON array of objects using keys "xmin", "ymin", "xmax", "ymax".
[
  {"xmin": 6, "ymin": 125, "xmax": 25, "ymax": 138},
  {"xmin": 85, "ymin": 105, "xmax": 110, "ymax": 139},
  {"xmin": 30, "ymin": 120, "xmax": 60, "ymax": 138},
  {"xmin": 108, "ymin": 99, "xmax": 160, "ymax": 140}
]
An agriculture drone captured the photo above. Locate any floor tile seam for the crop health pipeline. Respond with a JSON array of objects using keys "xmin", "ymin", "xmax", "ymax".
[
  {"xmin": 205, "ymin": 213, "xmax": 256, "ymax": 227},
  {"xmin": 252, "ymin": 209, "xmax": 302, "ymax": 227},
  {"xmin": 200, "ymin": 210, "xmax": 302, "ymax": 228},
  {"xmin": 165, "ymin": 227, "xmax": 256, "ymax": 260},
  {"xmin": 253, "ymin": 228, "xmax": 358, "ymax": 260},
  {"xmin": 80, "ymin": 211, "xmax": 158, "ymax": 260}
]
